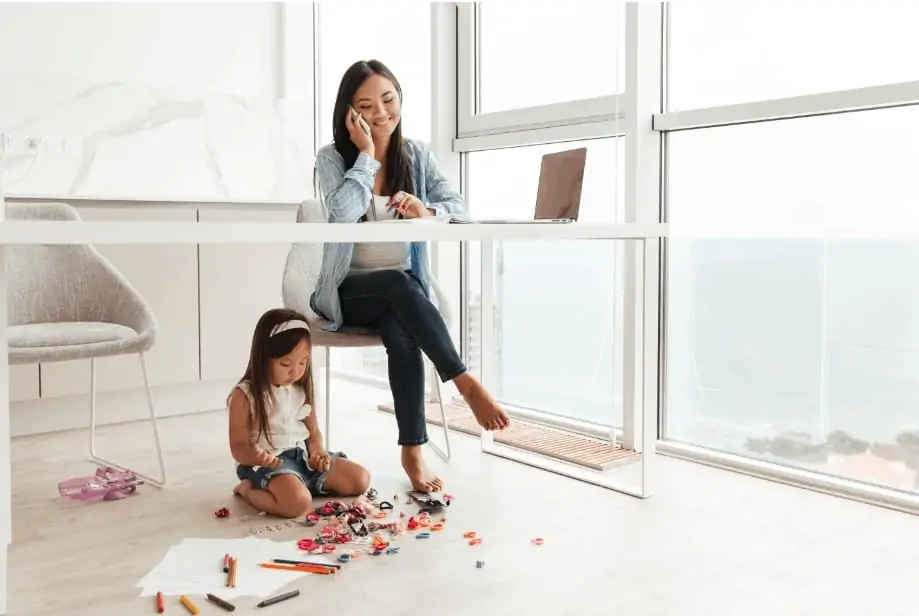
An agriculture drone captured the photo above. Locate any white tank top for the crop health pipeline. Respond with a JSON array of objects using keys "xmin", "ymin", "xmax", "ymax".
[
  {"xmin": 350, "ymin": 195, "xmax": 411, "ymax": 271},
  {"xmin": 231, "ymin": 381, "xmax": 311, "ymax": 456}
]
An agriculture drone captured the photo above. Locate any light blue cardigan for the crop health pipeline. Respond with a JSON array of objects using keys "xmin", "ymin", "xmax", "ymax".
[{"xmin": 309, "ymin": 139, "xmax": 468, "ymax": 331}]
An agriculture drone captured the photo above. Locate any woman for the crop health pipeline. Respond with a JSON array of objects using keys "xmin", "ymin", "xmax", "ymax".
[{"xmin": 310, "ymin": 59, "xmax": 510, "ymax": 493}]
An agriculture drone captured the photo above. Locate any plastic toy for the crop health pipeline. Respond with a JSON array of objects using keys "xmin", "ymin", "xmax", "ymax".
[
  {"xmin": 58, "ymin": 466, "xmax": 143, "ymax": 501},
  {"xmin": 407, "ymin": 491, "xmax": 451, "ymax": 513}
]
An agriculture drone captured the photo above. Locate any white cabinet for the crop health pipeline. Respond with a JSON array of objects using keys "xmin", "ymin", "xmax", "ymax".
[
  {"xmin": 9, "ymin": 366, "xmax": 38, "ymax": 402},
  {"xmin": 39, "ymin": 207, "xmax": 200, "ymax": 398},
  {"xmin": 197, "ymin": 208, "xmax": 297, "ymax": 381}
]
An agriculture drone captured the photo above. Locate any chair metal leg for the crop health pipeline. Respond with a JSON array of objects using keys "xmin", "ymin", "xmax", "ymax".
[
  {"xmin": 88, "ymin": 353, "xmax": 167, "ymax": 488},
  {"xmin": 425, "ymin": 359, "xmax": 452, "ymax": 462},
  {"xmin": 324, "ymin": 346, "xmax": 332, "ymax": 451}
]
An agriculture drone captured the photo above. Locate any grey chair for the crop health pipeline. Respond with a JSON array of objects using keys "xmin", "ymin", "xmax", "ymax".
[
  {"xmin": 7, "ymin": 202, "xmax": 167, "ymax": 486},
  {"xmin": 281, "ymin": 199, "xmax": 452, "ymax": 461}
]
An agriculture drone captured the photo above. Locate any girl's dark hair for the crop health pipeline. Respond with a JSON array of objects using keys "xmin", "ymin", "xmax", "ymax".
[
  {"xmin": 238, "ymin": 308, "xmax": 314, "ymax": 449},
  {"xmin": 332, "ymin": 59, "xmax": 415, "ymax": 200}
]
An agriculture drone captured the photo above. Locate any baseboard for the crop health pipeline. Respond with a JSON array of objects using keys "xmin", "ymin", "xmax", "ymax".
[{"xmin": 10, "ymin": 378, "xmax": 236, "ymax": 438}]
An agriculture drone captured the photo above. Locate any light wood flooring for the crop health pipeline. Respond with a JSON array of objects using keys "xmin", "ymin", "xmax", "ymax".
[{"xmin": 8, "ymin": 379, "xmax": 919, "ymax": 616}]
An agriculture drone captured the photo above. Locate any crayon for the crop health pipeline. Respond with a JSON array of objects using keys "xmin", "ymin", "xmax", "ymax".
[
  {"xmin": 223, "ymin": 553, "xmax": 230, "ymax": 573},
  {"xmin": 256, "ymin": 589, "xmax": 300, "ymax": 608},
  {"xmin": 179, "ymin": 595, "xmax": 200, "ymax": 615},
  {"xmin": 155, "ymin": 591, "xmax": 165, "ymax": 613},
  {"xmin": 206, "ymin": 593, "xmax": 237, "ymax": 612}
]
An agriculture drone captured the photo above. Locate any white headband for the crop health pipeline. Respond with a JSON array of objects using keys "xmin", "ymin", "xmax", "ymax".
[{"xmin": 270, "ymin": 319, "xmax": 310, "ymax": 337}]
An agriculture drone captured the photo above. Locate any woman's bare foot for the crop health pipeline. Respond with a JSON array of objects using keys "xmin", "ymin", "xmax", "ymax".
[
  {"xmin": 455, "ymin": 373, "xmax": 510, "ymax": 431},
  {"xmin": 233, "ymin": 479, "xmax": 253, "ymax": 498},
  {"xmin": 401, "ymin": 446, "xmax": 443, "ymax": 493}
]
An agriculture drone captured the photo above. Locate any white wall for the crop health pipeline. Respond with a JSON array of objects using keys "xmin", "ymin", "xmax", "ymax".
[
  {"xmin": 1, "ymin": 3, "xmax": 320, "ymax": 436},
  {"xmin": 0, "ymin": 2, "xmax": 314, "ymax": 202}
]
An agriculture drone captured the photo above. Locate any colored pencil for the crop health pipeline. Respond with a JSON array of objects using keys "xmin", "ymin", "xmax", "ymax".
[
  {"xmin": 223, "ymin": 553, "xmax": 230, "ymax": 573},
  {"xmin": 257, "ymin": 589, "xmax": 301, "ymax": 608},
  {"xmin": 228, "ymin": 556, "xmax": 238, "ymax": 588},
  {"xmin": 155, "ymin": 591, "xmax": 165, "ymax": 613},
  {"xmin": 272, "ymin": 558, "xmax": 340, "ymax": 570},
  {"xmin": 179, "ymin": 595, "xmax": 200, "ymax": 615},
  {"xmin": 258, "ymin": 562, "xmax": 334, "ymax": 575},
  {"xmin": 206, "ymin": 593, "xmax": 237, "ymax": 612}
]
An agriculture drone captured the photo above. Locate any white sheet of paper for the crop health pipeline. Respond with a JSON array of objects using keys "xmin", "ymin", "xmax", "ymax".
[{"xmin": 136, "ymin": 536, "xmax": 333, "ymax": 599}]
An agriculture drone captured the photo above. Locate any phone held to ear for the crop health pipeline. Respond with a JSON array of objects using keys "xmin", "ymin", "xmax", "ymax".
[{"xmin": 350, "ymin": 106, "xmax": 372, "ymax": 136}]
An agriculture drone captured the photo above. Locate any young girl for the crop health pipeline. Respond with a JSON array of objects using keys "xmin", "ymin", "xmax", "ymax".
[{"xmin": 229, "ymin": 308, "xmax": 371, "ymax": 518}]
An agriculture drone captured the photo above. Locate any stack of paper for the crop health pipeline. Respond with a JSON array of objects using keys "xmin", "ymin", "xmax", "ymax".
[{"xmin": 136, "ymin": 536, "xmax": 333, "ymax": 599}]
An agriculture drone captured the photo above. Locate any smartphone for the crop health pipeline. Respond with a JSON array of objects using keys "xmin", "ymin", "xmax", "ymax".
[
  {"xmin": 350, "ymin": 106, "xmax": 371, "ymax": 136},
  {"xmin": 357, "ymin": 115, "xmax": 371, "ymax": 136}
]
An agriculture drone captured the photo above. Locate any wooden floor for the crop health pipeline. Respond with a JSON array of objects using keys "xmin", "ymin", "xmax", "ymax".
[{"xmin": 9, "ymin": 379, "xmax": 919, "ymax": 615}]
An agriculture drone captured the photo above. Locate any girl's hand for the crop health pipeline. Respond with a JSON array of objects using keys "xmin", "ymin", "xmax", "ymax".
[
  {"xmin": 308, "ymin": 450, "xmax": 332, "ymax": 472},
  {"xmin": 388, "ymin": 192, "xmax": 431, "ymax": 219},
  {"xmin": 346, "ymin": 106, "xmax": 374, "ymax": 156},
  {"xmin": 258, "ymin": 451, "xmax": 283, "ymax": 469}
]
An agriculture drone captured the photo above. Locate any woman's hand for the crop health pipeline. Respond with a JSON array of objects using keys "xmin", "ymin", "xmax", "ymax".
[
  {"xmin": 388, "ymin": 192, "xmax": 432, "ymax": 219},
  {"xmin": 346, "ymin": 105, "xmax": 374, "ymax": 156}
]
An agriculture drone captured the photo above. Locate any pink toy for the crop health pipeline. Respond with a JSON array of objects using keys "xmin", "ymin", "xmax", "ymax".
[{"xmin": 58, "ymin": 466, "xmax": 143, "ymax": 501}]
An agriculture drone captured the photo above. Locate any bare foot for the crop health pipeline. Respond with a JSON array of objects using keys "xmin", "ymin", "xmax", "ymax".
[
  {"xmin": 455, "ymin": 375, "xmax": 510, "ymax": 431},
  {"xmin": 401, "ymin": 446, "xmax": 443, "ymax": 493},
  {"xmin": 233, "ymin": 479, "xmax": 253, "ymax": 498}
]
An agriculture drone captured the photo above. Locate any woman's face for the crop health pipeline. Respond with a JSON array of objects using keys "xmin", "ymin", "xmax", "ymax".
[{"xmin": 352, "ymin": 74, "xmax": 401, "ymax": 138}]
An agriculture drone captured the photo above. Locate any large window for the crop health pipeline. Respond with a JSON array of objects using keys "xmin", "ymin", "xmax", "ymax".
[
  {"xmin": 665, "ymin": 106, "xmax": 919, "ymax": 493},
  {"xmin": 478, "ymin": 3, "xmax": 624, "ymax": 113},
  {"xmin": 668, "ymin": 3, "xmax": 919, "ymax": 110},
  {"xmin": 466, "ymin": 139, "xmax": 624, "ymax": 426},
  {"xmin": 317, "ymin": 2, "xmax": 431, "ymax": 380}
]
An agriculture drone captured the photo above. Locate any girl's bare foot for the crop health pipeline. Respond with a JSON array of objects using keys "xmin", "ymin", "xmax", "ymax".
[
  {"xmin": 233, "ymin": 479, "xmax": 253, "ymax": 498},
  {"xmin": 455, "ymin": 374, "xmax": 510, "ymax": 431},
  {"xmin": 401, "ymin": 446, "xmax": 443, "ymax": 493}
]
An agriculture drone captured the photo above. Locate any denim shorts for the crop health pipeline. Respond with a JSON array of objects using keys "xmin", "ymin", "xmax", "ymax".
[{"xmin": 236, "ymin": 446, "xmax": 347, "ymax": 496}]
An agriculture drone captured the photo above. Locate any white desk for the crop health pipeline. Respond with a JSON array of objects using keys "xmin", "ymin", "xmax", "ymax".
[{"xmin": 0, "ymin": 218, "xmax": 667, "ymax": 614}]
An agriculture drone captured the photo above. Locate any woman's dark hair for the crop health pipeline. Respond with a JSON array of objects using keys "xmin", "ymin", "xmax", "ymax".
[
  {"xmin": 332, "ymin": 59, "xmax": 415, "ymax": 199},
  {"xmin": 238, "ymin": 308, "xmax": 314, "ymax": 449}
]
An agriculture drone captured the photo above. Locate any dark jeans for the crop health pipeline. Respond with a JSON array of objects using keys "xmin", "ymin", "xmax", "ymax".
[{"xmin": 339, "ymin": 269, "xmax": 467, "ymax": 446}]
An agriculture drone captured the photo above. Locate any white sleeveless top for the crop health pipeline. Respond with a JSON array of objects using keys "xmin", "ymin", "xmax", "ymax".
[
  {"xmin": 350, "ymin": 195, "xmax": 411, "ymax": 272},
  {"xmin": 231, "ymin": 381, "xmax": 311, "ymax": 456}
]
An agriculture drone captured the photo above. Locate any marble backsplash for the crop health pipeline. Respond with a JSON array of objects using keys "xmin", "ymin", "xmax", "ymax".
[{"xmin": 0, "ymin": 76, "xmax": 314, "ymax": 202}]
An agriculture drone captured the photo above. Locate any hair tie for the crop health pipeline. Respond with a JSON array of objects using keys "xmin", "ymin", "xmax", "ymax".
[{"xmin": 270, "ymin": 319, "xmax": 310, "ymax": 337}]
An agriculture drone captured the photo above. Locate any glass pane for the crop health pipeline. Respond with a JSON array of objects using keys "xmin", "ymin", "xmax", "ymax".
[
  {"xmin": 666, "ymin": 107, "xmax": 919, "ymax": 494},
  {"xmin": 318, "ymin": 2, "xmax": 432, "ymax": 379},
  {"xmin": 479, "ymin": 3, "xmax": 623, "ymax": 113},
  {"xmin": 318, "ymin": 2, "xmax": 431, "ymax": 148},
  {"xmin": 467, "ymin": 139, "xmax": 624, "ymax": 426},
  {"xmin": 669, "ymin": 3, "xmax": 919, "ymax": 110}
]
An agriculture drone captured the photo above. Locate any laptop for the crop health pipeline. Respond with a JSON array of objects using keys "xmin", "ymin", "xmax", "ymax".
[{"xmin": 448, "ymin": 147, "xmax": 587, "ymax": 224}]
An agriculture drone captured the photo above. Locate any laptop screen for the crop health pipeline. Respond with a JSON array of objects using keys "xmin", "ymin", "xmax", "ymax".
[{"xmin": 534, "ymin": 147, "xmax": 587, "ymax": 221}]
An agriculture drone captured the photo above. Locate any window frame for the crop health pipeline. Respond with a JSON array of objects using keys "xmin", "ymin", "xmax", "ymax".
[
  {"xmin": 453, "ymin": 2, "xmax": 662, "ymax": 498},
  {"xmin": 455, "ymin": 2, "xmax": 624, "ymax": 152},
  {"xmin": 653, "ymin": 4, "xmax": 919, "ymax": 514}
]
